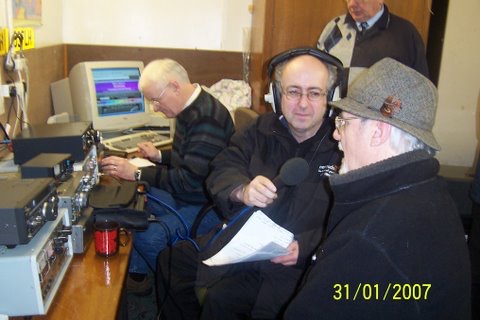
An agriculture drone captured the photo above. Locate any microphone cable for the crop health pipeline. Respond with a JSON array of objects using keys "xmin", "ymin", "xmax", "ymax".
[
  {"xmin": 146, "ymin": 193, "xmax": 201, "ymax": 251},
  {"xmin": 130, "ymin": 193, "xmax": 202, "ymax": 274}
]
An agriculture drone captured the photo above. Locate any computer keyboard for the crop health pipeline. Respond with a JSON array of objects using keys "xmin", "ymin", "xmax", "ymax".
[{"xmin": 102, "ymin": 131, "xmax": 173, "ymax": 153}]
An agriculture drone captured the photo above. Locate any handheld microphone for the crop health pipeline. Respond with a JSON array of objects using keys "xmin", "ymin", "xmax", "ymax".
[
  {"xmin": 227, "ymin": 157, "xmax": 309, "ymax": 222},
  {"xmin": 200, "ymin": 157, "xmax": 310, "ymax": 260},
  {"xmin": 272, "ymin": 157, "xmax": 309, "ymax": 189}
]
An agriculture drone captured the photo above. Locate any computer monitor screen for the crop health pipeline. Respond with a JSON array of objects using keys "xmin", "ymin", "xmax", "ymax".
[
  {"xmin": 69, "ymin": 60, "xmax": 149, "ymax": 132},
  {"xmin": 93, "ymin": 67, "xmax": 144, "ymax": 117}
]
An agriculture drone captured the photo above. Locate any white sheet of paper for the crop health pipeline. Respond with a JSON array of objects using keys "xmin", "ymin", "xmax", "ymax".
[
  {"xmin": 128, "ymin": 157, "xmax": 156, "ymax": 168},
  {"xmin": 202, "ymin": 210, "xmax": 294, "ymax": 266}
]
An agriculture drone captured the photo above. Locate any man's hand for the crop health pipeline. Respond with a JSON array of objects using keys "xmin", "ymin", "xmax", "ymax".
[
  {"xmin": 231, "ymin": 176, "xmax": 278, "ymax": 207},
  {"xmin": 137, "ymin": 141, "xmax": 161, "ymax": 162},
  {"xmin": 270, "ymin": 240, "xmax": 299, "ymax": 266},
  {"xmin": 100, "ymin": 156, "xmax": 137, "ymax": 181}
]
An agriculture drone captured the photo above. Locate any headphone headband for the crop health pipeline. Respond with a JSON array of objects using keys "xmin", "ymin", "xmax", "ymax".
[{"xmin": 267, "ymin": 47, "xmax": 343, "ymax": 78}]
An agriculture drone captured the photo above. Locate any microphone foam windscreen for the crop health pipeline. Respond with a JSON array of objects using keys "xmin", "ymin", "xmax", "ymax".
[{"xmin": 279, "ymin": 157, "xmax": 309, "ymax": 186}]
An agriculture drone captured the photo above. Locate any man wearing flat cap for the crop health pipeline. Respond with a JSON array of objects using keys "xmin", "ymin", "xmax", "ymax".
[{"xmin": 284, "ymin": 58, "xmax": 471, "ymax": 319}]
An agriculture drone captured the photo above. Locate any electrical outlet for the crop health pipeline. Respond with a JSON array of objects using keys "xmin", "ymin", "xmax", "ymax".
[
  {"xmin": 14, "ymin": 57, "xmax": 26, "ymax": 71},
  {"xmin": 1, "ymin": 84, "xmax": 14, "ymax": 97}
]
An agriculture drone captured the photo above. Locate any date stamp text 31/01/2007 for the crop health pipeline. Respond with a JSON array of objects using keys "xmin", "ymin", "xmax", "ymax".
[{"xmin": 333, "ymin": 283, "xmax": 431, "ymax": 301}]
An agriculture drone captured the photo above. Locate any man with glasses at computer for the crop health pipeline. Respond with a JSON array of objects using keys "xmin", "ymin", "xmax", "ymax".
[{"xmin": 101, "ymin": 58, "xmax": 235, "ymax": 295}]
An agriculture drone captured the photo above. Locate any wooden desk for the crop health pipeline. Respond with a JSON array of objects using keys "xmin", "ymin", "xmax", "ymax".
[{"xmin": 33, "ymin": 235, "xmax": 132, "ymax": 320}]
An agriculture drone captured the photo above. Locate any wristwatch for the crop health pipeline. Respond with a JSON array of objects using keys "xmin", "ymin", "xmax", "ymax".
[{"xmin": 134, "ymin": 169, "xmax": 142, "ymax": 181}]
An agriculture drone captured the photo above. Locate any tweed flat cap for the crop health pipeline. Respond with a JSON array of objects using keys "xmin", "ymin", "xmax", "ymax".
[{"xmin": 330, "ymin": 58, "xmax": 440, "ymax": 150}]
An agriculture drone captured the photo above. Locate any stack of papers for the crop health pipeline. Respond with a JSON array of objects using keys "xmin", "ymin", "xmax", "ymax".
[{"xmin": 202, "ymin": 210, "xmax": 294, "ymax": 266}]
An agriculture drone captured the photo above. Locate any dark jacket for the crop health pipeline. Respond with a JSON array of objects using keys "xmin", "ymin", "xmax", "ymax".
[
  {"xmin": 285, "ymin": 150, "xmax": 471, "ymax": 320},
  {"xmin": 206, "ymin": 112, "xmax": 341, "ymax": 262},
  {"xmin": 203, "ymin": 112, "xmax": 341, "ymax": 318}
]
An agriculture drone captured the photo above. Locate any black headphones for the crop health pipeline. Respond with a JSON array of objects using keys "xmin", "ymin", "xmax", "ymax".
[{"xmin": 264, "ymin": 47, "xmax": 344, "ymax": 116}]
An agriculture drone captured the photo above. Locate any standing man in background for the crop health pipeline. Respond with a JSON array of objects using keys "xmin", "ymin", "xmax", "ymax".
[
  {"xmin": 101, "ymin": 58, "xmax": 234, "ymax": 296},
  {"xmin": 317, "ymin": 0, "xmax": 429, "ymax": 95}
]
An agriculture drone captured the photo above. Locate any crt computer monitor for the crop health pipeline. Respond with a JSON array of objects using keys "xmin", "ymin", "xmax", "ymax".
[{"xmin": 69, "ymin": 60, "xmax": 149, "ymax": 132}]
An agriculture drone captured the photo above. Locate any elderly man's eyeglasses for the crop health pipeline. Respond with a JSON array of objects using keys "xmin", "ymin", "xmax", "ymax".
[
  {"xmin": 282, "ymin": 87, "xmax": 327, "ymax": 102},
  {"xmin": 334, "ymin": 115, "xmax": 358, "ymax": 130},
  {"xmin": 147, "ymin": 85, "xmax": 169, "ymax": 105}
]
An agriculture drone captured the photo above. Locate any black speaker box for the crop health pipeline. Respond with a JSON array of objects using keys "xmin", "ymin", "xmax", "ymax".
[{"xmin": 12, "ymin": 122, "xmax": 97, "ymax": 165}]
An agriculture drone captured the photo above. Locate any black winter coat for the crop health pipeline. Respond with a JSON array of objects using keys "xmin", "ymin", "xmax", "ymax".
[
  {"xmin": 206, "ymin": 112, "xmax": 342, "ymax": 263},
  {"xmin": 285, "ymin": 150, "xmax": 471, "ymax": 320},
  {"xmin": 203, "ymin": 112, "xmax": 342, "ymax": 318}
]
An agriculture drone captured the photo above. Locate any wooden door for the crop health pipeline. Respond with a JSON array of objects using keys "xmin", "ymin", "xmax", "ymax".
[{"xmin": 249, "ymin": 0, "xmax": 432, "ymax": 113}]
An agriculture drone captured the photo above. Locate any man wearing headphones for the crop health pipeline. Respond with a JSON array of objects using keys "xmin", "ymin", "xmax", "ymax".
[
  {"xmin": 198, "ymin": 48, "xmax": 343, "ymax": 319},
  {"xmin": 155, "ymin": 47, "xmax": 343, "ymax": 319}
]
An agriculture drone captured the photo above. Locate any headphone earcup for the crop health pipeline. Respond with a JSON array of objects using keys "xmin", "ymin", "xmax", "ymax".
[
  {"xmin": 264, "ymin": 82, "xmax": 277, "ymax": 114},
  {"xmin": 264, "ymin": 81, "xmax": 283, "ymax": 115},
  {"xmin": 327, "ymin": 85, "xmax": 340, "ymax": 102},
  {"xmin": 272, "ymin": 81, "xmax": 282, "ymax": 115}
]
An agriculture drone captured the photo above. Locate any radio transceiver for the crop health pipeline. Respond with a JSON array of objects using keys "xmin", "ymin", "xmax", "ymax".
[
  {"xmin": 0, "ymin": 209, "xmax": 73, "ymax": 316},
  {"xmin": 0, "ymin": 178, "xmax": 58, "ymax": 247},
  {"xmin": 57, "ymin": 145, "xmax": 99, "ymax": 253}
]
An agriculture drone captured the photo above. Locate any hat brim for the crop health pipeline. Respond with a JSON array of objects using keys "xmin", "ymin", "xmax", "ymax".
[{"xmin": 330, "ymin": 97, "xmax": 441, "ymax": 151}]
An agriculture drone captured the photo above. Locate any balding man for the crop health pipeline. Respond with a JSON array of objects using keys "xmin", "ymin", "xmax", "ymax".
[{"xmin": 317, "ymin": 0, "xmax": 429, "ymax": 95}]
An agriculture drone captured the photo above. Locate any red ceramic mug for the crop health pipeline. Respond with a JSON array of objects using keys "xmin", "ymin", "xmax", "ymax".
[{"xmin": 94, "ymin": 220, "xmax": 129, "ymax": 257}]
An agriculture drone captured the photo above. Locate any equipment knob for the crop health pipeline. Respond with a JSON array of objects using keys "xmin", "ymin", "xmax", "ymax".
[
  {"xmin": 74, "ymin": 192, "xmax": 89, "ymax": 208},
  {"xmin": 42, "ymin": 195, "xmax": 59, "ymax": 221}
]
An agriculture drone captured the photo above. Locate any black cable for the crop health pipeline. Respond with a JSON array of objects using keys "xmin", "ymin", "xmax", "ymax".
[
  {"xmin": 3, "ymin": 31, "xmax": 28, "ymax": 138},
  {"xmin": 156, "ymin": 233, "xmax": 195, "ymax": 320},
  {"xmin": 131, "ymin": 212, "xmax": 192, "ymax": 319},
  {"xmin": 6, "ymin": 95, "xmax": 14, "ymax": 123},
  {"xmin": 4, "ymin": 31, "xmax": 23, "ymax": 72},
  {"xmin": 156, "ymin": 243, "xmax": 174, "ymax": 319},
  {"xmin": 131, "ymin": 193, "xmax": 208, "ymax": 319},
  {"xmin": 0, "ymin": 122, "xmax": 10, "ymax": 140},
  {"xmin": 147, "ymin": 194, "xmax": 191, "ymax": 236},
  {"xmin": 130, "ymin": 195, "xmax": 202, "ymax": 276},
  {"xmin": 129, "ymin": 193, "xmax": 198, "ymax": 274},
  {"xmin": 132, "ymin": 218, "xmax": 173, "ymax": 273},
  {"xmin": 0, "ymin": 97, "xmax": 16, "ymax": 142},
  {"xmin": 4, "ymin": 93, "xmax": 26, "ymax": 136},
  {"xmin": 10, "ymin": 91, "xmax": 30, "ymax": 129},
  {"xmin": 146, "ymin": 193, "xmax": 202, "ymax": 250}
]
